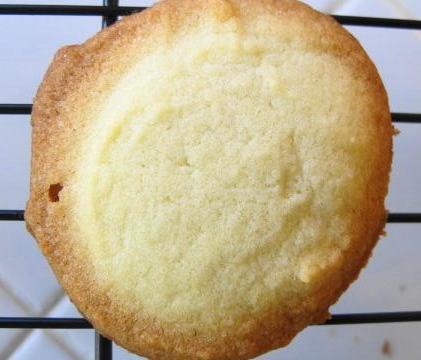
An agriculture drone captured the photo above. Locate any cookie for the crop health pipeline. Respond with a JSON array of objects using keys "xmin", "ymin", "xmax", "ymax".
[{"xmin": 26, "ymin": 0, "xmax": 393, "ymax": 359}]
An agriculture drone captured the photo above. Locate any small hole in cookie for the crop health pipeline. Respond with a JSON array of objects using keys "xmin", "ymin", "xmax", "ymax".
[{"xmin": 48, "ymin": 183, "xmax": 63, "ymax": 202}]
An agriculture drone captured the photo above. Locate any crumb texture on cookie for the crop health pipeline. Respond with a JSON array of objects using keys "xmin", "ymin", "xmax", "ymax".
[
  {"xmin": 26, "ymin": 0, "xmax": 392, "ymax": 359},
  {"xmin": 77, "ymin": 28, "xmax": 383, "ymax": 327}
]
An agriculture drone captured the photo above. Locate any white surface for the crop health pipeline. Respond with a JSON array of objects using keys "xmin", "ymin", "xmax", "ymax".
[
  {"xmin": 0, "ymin": 286, "xmax": 27, "ymax": 359},
  {"xmin": 0, "ymin": 221, "xmax": 61, "ymax": 314},
  {"xmin": 260, "ymin": 322, "xmax": 421, "ymax": 360},
  {"xmin": 0, "ymin": 0, "xmax": 420, "ymax": 359},
  {"xmin": 45, "ymin": 297, "xmax": 94, "ymax": 360},
  {"xmin": 403, "ymin": 0, "xmax": 421, "ymax": 17},
  {"xmin": 8, "ymin": 330, "xmax": 75, "ymax": 360}
]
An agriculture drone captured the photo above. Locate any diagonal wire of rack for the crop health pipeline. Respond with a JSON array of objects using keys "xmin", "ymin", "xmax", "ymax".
[{"xmin": 0, "ymin": 1, "xmax": 421, "ymax": 359}]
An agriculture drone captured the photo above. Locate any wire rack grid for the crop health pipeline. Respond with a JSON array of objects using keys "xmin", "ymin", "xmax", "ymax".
[{"xmin": 0, "ymin": 1, "xmax": 420, "ymax": 359}]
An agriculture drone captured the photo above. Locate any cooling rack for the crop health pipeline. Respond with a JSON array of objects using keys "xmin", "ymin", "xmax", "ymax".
[{"xmin": 0, "ymin": 1, "xmax": 421, "ymax": 359}]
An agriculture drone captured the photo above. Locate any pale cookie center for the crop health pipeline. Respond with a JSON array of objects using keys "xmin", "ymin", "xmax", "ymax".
[{"xmin": 76, "ymin": 32, "xmax": 365, "ymax": 327}]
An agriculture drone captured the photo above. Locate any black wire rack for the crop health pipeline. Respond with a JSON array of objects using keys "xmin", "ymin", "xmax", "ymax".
[{"xmin": 0, "ymin": 1, "xmax": 420, "ymax": 359}]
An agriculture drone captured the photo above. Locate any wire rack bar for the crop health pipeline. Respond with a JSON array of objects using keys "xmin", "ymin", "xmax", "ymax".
[
  {"xmin": 387, "ymin": 213, "xmax": 421, "ymax": 223},
  {"xmin": 2, "ymin": 312, "xmax": 421, "ymax": 329},
  {"xmin": 0, "ymin": 5, "xmax": 143, "ymax": 16},
  {"xmin": 333, "ymin": 15, "xmax": 421, "ymax": 29},
  {"xmin": 0, "ymin": 317, "xmax": 91, "ymax": 329},
  {"xmin": 102, "ymin": 0, "xmax": 118, "ymax": 28},
  {"xmin": 0, "ymin": 104, "xmax": 32, "ymax": 114},
  {"xmin": 1, "ymin": 210, "xmax": 420, "ymax": 223},
  {"xmin": 96, "ymin": 331, "xmax": 112, "ymax": 360},
  {"xmin": 323, "ymin": 311, "xmax": 421, "ymax": 325},
  {"xmin": 1, "ymin": 105, "xmax": 420, "ymax": 124},
  {"xmin": 0, "ymin": 210, "xmax": 24, "ymax": 221},
  {"xmin": 392, "ymin": 113, "xmax": 421, "ymax": 123},
  {"xmin": 0, "ymin": 5, "xmax": 420, "ymax": 29}
]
